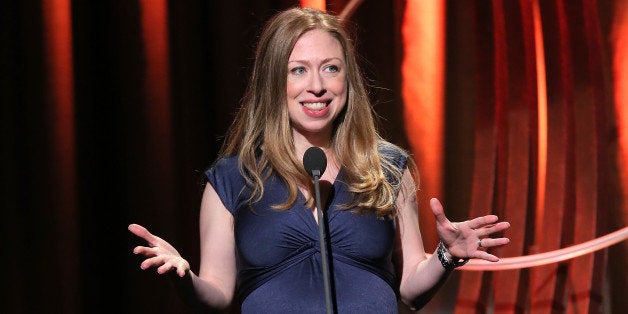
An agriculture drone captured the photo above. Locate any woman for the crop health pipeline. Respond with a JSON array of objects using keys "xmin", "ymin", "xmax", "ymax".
[{"xmin": 129, "ymin": 7, "xmax": 510, "ymax": 313}]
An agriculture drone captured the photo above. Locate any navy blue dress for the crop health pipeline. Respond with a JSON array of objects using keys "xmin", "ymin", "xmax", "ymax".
[{"xmin": 205, "ymin": 146, "xmax": 408, "ymax": 313}]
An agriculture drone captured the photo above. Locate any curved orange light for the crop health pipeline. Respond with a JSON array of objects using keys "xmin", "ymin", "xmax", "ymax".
[
  {"xmin": 461, "ymin": 227, "xmax": 628, "ymax": 271},
  {"xmin": 424, "ymin": 227, "xmax": 628, "ymax": 271}
]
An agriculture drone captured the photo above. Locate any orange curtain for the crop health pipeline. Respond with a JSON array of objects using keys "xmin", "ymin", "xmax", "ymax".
[
  {"xmin": 138, "ymin": 0, "xmax": 176, "ymax": 232},
  {"xmin": 300, "ymin": 0, "xmax": 326, "ymax": 10},
  {"xmin": 401, "ymin": 0, "xmax": 627, "ymax": 312},
  {"xmin": 401, "ymin": 0, "xmax": 446, "ymax": 250},
  {"xmin": 42, "ymin": 0, "xmax": 79, "ymax": 312},
  {"xmin": 398, "ymin": 0, "xmax": 627, "ymax": 312},
  {"xmin": 610, "ymin": 1, "xmax": 628, "ymax": 312}
]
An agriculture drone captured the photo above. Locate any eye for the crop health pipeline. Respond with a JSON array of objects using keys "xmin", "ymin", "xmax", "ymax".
[
  {"xmin": 290, "ymin": 66, "xmax": 306, "ymax": 75},
  {"xmin": 324, "ymin": 65, "xmax": 339, "ymax": 73}
]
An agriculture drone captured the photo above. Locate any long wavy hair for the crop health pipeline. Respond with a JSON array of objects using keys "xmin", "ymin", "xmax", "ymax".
[{"xmin": 218, "ymin": 7, "xmax": 417, "ymax": 217}]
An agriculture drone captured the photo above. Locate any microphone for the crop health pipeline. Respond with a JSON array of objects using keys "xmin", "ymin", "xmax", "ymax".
[
  {"xmin": 303, "ymin": 146, "xmax": 327, "ymax": 179},
  {"xmin": 302, "ymin": 146, "xmax": 333, "ymax": 314}
]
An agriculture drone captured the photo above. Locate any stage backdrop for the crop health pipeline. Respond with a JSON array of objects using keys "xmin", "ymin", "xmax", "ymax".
[{"xmin": 2, "ymin": 0, "xmax": 627, "ymax": 313}]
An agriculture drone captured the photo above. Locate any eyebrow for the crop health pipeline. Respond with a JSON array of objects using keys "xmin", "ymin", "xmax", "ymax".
[{"xmin": 287, "ymin": 57, "xmax": 344, "ymax": 64}]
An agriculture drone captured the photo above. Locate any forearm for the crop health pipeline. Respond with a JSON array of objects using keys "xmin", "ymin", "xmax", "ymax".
[
  {"xmin": 173, "ymin": 270, "xmax": 233, "ymax": 312},
  {"xmin": 398, "ymin": 249, "xmax": 452, "ymax": 310}
]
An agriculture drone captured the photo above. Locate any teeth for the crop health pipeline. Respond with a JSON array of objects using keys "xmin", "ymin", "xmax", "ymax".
[{"xmin": 302, "ymin": 102, "xmax": 327, "ymax": 109}]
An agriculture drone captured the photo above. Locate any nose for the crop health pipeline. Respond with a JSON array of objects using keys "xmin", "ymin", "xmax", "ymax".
[{"xmin": 307, "ymin": 71, "xmax": 326, "ymax": 97}]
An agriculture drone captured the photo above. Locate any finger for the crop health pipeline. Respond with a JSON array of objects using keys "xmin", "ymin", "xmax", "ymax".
[
  {"xmin": 466, "ymin": 215, "xmax": 500, "ymax": 230},
  {"xmin": 476, "ymin": 221, "xmax": 511, "ymax": 237},
  {"xmin": 133, "ymin": 246, "xmax": 158, "ymax": 257},
  {"xmin": 479, "ymin": 237, "xmax": 510, "ymax": 248},
  {"xmin": 176, "ymin": 261, "xmax": 188, "ymax": 277},
  {"xmin": 140, "ymin": 255, "xmax": 165, "ymax": 270},
  {"xmin": 472, "ymin": 251, "xmax": 500, "ymax": 262},
  {"xmin": 128, "ymin": 224, "xmax": 159, "ymax": 246},
  {"xmin": 157, "ymin": 262, "xmax": 173, "ymax": 274},
  {"xmin": 430, "ymin": 198, "xmax": 450, "ymax": 225}
]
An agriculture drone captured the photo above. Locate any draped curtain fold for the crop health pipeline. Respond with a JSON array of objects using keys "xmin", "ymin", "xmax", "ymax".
[{"xmin": 2, "ymin": 0, "xmax": 626, "ymax": 313}]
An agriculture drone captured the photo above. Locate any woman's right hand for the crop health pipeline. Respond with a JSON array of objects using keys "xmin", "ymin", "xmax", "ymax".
[{"xmin": 128, "ymin": 223, "xmax": 190, "ymax": 277}]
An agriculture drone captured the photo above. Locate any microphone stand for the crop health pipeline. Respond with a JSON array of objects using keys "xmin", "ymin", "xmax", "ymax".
[{"xmin": 312, "ymin": 169, "xmax": 333, "ymax": 314}]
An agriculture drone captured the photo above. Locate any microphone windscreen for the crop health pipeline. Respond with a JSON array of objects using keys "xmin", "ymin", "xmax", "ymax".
[{"xmin": 303, "ymin": 146, "xmax": 327, "ymax": 178}]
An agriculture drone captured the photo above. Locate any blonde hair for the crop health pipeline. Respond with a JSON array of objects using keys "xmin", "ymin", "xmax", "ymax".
[{"xmin": 218, "ymin": 7, "xmax": 417, "ymax": 217}]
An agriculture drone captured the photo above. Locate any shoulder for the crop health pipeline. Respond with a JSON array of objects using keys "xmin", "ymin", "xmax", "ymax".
[
  {"xmin": 378, "ymin": 141, "xmax": 409, "ymax": 170},
  {"xmin": 376, "ymin": 140, "xmax": 415, "ymax": 190},
  {"xmin": 208, "ymin": 155, "xmax": 240, "ymax": 173},
  {"xmin": 204, "ymin": 155, "xmax": 245, "ymax": 192},
  {"xmin": 204, "ymin": 155, "xmax": 248, "ymax": 214},
  {"xmin": 213, "ymin": 155, "xmax": 240, "ymax": 168}
]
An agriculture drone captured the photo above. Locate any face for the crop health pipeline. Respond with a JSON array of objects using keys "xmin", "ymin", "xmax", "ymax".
[{"xmin": 287, "ymin": 29, "xmax": 347, "ymax": 142}]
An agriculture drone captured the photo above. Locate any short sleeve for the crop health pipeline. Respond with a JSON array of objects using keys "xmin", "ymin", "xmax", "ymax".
[
  {"xmin": 204, "ymin": 156, "xmax": 247, "ymax": 215},
  {"xmin": 378, "ymin": 141, "xmax": 409, "ymax": 184}
]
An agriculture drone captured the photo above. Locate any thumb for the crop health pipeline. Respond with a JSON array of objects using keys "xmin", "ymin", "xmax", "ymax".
[
  {"xmin": 128, "ymin": 223, "xmax": 158, "ymax": 246},
  {"xmin": 430, "ymin": 198, "xmax": 449, "ymax": 225}
]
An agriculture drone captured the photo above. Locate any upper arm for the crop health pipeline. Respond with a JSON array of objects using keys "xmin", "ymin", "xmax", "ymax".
[
  {"xmin": 394, "ymin": 168, "xmax": 427, "ymax": 286},
  {"xmin": 198, "ymin": 183, "xmax": 237, "ymax": 304}
]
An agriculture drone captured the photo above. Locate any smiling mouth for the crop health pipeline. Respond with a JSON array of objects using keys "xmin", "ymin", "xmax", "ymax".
[{"xmin": 301, "ymin": 102, "xmax": 329, "ymax": 109}]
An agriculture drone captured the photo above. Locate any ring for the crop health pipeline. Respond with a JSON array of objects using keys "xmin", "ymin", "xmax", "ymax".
[{"xmin": 478, "ymin": 239, "xmax": 483, "ymax": 248}]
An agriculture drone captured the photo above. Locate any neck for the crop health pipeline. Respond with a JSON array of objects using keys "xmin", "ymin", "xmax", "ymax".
[{"xmin": 292, "ymin": 129, "xmax": 334, "ymax": 162}]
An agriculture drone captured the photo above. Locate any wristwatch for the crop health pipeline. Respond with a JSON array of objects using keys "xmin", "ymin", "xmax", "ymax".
[{"xmin": 437, "ymin": 241, "xmax": 469, "ymax": 270}]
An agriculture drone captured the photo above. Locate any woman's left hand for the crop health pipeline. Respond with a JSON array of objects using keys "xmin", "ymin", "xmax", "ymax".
[{"xmin": 430, "ymin": 198, "xmax": 510, "ymax": 262}]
